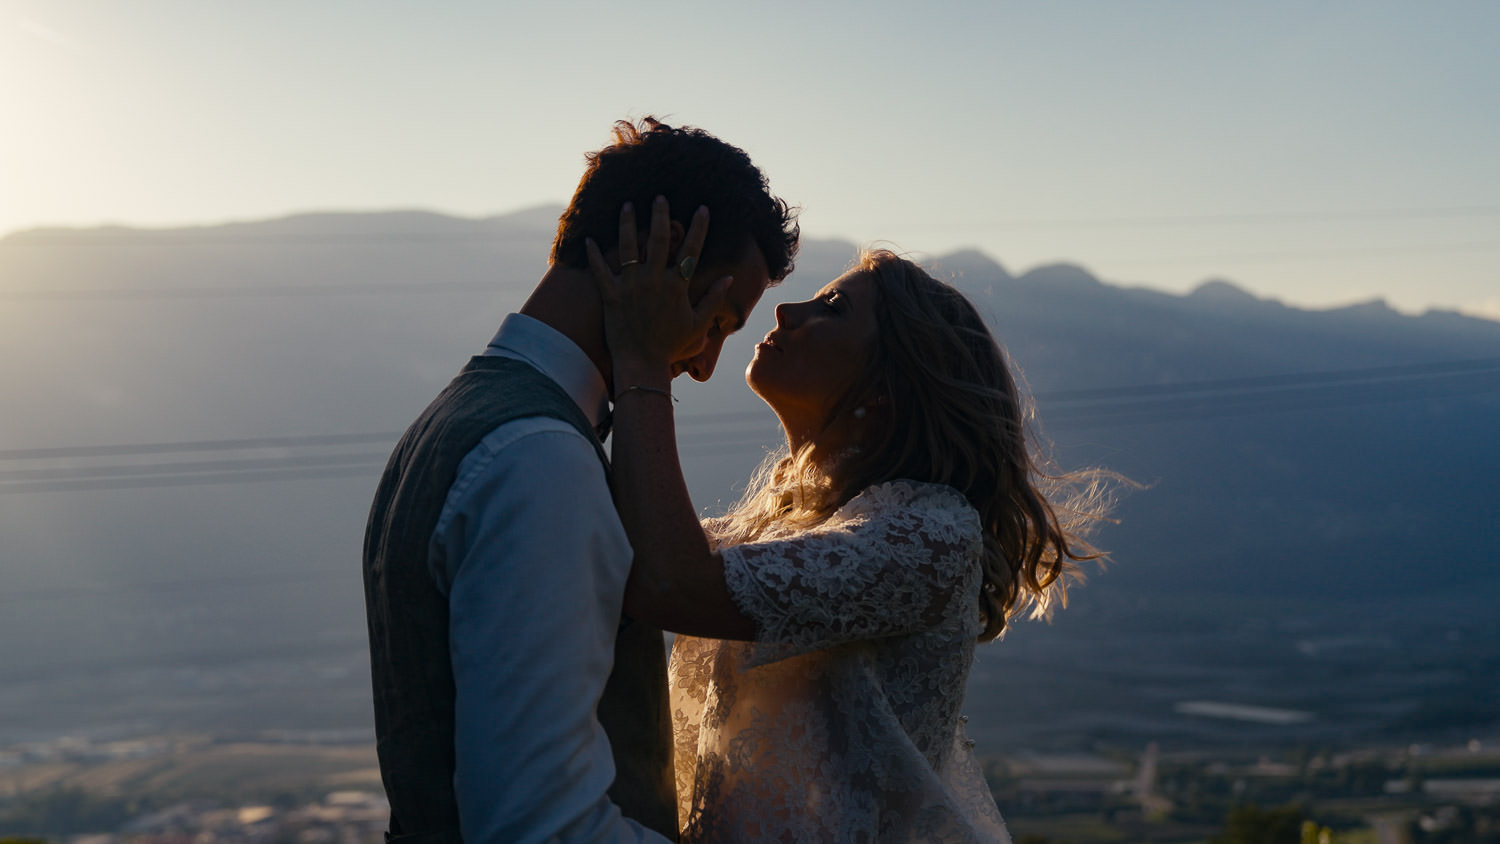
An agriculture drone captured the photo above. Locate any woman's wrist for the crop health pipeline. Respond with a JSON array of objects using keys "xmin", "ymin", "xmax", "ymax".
[
  {"xmin": 611, "ymin": 361, "xmax": 672, "ymax": 395},
  {"xmin": 614, "ymin": 384, "xmax": 676, "ymax": 404}
]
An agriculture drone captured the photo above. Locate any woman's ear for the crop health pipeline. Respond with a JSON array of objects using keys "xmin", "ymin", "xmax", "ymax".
[{"xmin": 668, "ymin": 219, "xmax": 686, "ymax": 255}]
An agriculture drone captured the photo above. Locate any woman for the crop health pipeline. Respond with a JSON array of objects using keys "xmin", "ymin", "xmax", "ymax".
[{"xmin": 587, "ymin": 200, "xmax": 1112, "ymax": 843}]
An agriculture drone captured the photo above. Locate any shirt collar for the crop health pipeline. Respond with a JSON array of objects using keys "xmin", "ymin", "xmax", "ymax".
[{"xmin": 482, "ymin": 313, "xmax": 610, "ymax": 429}]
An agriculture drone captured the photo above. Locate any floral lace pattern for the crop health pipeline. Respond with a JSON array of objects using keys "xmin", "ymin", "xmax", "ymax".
[{"xmin": 670, "ymin": 480, "xmax": 1011, "ymax": 843}]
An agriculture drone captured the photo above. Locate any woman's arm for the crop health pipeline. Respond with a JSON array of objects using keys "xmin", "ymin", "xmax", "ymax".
[{"xmin": 587, "ymin": 197, "xmax": 756, "ymax": 639}]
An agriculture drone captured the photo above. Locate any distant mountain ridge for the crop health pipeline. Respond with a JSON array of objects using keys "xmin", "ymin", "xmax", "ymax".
[
  {"xmin": 6, "ymin": 205, "xmax": 1492, "ymax": 322},
  {"xmin": 4, "ymin": 205, "xmax": 566, "ymax": 240}
]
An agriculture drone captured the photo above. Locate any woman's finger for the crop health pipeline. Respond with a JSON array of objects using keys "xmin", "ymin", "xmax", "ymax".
[
  {"xmin": 617, "ymin": 202, "xmax": 638, "ymax": 271},
  {"xmin": 585, "ymin": 238, "xmax": 616, "ymax": 299},
  {"xmin": 646, "ymin": 195, "xmax": 671, "ymax": 275},
  {"xmin": 679, "ymin": 206, "xmax": 709, "ymax": 278}
]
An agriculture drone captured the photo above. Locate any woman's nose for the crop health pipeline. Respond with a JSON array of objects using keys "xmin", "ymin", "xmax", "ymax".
[{"xmin": 774, "ymin": 299, "xmax": 808, "ymax": 327}]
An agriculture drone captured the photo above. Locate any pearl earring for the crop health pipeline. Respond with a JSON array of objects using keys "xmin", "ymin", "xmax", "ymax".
[{"xmin": 853, "ymin": 406, "xmax": 867, "ymax": 420}]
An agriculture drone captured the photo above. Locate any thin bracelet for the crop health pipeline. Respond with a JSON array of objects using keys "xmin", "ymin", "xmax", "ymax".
[{"xmin": 614, "ymin": 384, "xmax": 677, "ymax": 403}]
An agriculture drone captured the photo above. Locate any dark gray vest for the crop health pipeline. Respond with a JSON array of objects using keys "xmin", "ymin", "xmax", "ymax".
[{"xmin": 362, "ymin": 355, "xmax": 677, "ymax": 842}]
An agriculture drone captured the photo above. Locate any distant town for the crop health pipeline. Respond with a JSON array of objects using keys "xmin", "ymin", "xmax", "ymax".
[{"xmin": 3, "ymin": 730, "xmax": 1498, "ymax": 843}]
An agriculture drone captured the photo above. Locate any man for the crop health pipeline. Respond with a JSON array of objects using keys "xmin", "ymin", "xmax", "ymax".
[{"xmin": 363, "ymin": 118, "xmax": 799, "ymax": 843}]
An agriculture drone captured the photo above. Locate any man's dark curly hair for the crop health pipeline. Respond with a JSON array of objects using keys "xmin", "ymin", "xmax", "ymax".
[{"xmin": 551, "ymin": 117, "xmax": 799, "ymax": 282}]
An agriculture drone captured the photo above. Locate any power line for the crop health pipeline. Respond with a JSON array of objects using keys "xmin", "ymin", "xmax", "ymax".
[
  {"xmin": 0, "ymin": 442, "xmax": 763, "ymax": 493},
  {"xmin": 0, "ymin": 451, "xmax": 387, "ymax": 482},
  {"xmin": 0, "ymin": 638, "xmax": 367, "ymax": 683},
  {"xmin": 0, "ymin": 414, "xmax": 771, "ymax": 463},
  {"xmin": 1033, "ymin": 357, "xmax": 1500, "ymax": 403},
  {"xmin": 0, "ymin": 465, "xmax": 381, "ymax": 495},
  {"xmin": 1, "ymin": 359, "xmax": 1493, "ymax": 465},
  {"xmin": 0, "ymin": 569, "xmax": 348, "ymax": 605},
  {"xmin": 1, "ymin": 362, "xmax": 1495, "ymax": 603},
  {"xmin": 1106, "ymin": 240, "xmax": 1500, "ymax": 268},
  {"xmin": 1035, "ymin": 358, "xmax": 1500, "ymax": 430},
  {"xmin": 5, "ymin": 240, "xmax": 1495, "ymax": 302},
  {"xmin": 0, "ymin": 432, "xmax": 400, "ymax": 461},
  {"xmin": 3, "ymin": 359, "xmax": 1497, "ymax": 494},
  {"xmin": 886, "ymin": 204, "xmax": 1500, "ymax": 231},
  {"xmin": 0, "ymin": 369, "xmax": 1491, "ymax": 603},
  {"xmin": 1045, "ymin": 370, "xmax": 1500, "ymax": 430}
]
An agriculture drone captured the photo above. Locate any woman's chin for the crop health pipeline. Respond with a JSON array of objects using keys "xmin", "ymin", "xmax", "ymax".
[
  {"xmin": 745, "ymin": 355, "xmax": 772, "ymax": 390},
  {"xmin": 745, "ymin": 374, "xmax": 770, "ymax": 403}
]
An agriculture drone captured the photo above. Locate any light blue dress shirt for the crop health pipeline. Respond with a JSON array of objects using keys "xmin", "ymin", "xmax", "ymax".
[{"xmin": 427, "ymin": 313, "xmax": 668, "ymax": 844}]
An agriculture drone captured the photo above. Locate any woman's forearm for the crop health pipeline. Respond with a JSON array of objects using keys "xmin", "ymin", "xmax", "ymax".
[
  {"xmin": 584, "ymin": 198, "xmax": 756, "ymax": 638},
  {"xmin": 609, "ymin": 366, "xmax": 756, "ymax": 639}
]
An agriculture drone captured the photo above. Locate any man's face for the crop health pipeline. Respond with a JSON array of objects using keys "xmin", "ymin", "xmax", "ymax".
[{"xmin": 671, "ymin": 237, "xmax": 771, "ymax": 382}]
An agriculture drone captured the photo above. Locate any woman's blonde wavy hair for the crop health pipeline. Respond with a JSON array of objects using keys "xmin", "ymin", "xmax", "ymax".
[{"xmin": 712, "ymin": 249, "xmax": 1118, "ymax": 642}]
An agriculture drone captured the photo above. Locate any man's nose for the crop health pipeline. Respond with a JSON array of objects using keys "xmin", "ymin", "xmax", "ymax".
[{"xmin": 685, "ymin": 339, "xmax": 725, "ymax": 382}]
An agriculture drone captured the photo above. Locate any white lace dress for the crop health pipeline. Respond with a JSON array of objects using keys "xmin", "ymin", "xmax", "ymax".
[{"xmin": 669, "ymin": 480, "xmax": 1011, "ymax": 843}]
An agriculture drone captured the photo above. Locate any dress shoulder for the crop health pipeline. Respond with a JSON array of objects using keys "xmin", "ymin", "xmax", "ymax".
[
  {"xmin": 718, "ymin": 479, "xmax": 984, "ymax": 662},
  {"xmin": 835, "ymin": 479, "xmax": 977, "ymax": 524}
]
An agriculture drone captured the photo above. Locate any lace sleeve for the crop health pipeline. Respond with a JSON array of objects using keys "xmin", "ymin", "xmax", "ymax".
[{"xmin": 721, "ymin": 480, "xmax": 981, "ymax": 662}]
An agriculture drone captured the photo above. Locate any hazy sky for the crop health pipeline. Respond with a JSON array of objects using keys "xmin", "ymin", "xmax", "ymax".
[{"xmin": 3, "ymin": 0, "xmax": 1497, "ymax": 316}]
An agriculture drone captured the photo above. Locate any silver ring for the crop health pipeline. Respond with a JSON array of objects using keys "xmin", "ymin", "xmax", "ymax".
[
  {"xmin": 678, "ymin": 255, "xmax": 698, "ymax": 280},
  {"xmin": 619, "ymin": 258, "xmax": 642, "ymax": 269}
]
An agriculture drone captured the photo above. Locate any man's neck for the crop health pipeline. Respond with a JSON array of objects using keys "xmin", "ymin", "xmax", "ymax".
[{"xmin": 517, "ymin": 265, "xmax": 613, "ymax": 387}]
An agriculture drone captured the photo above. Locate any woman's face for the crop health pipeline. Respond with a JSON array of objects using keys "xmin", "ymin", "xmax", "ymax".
[{"xmin": 747, "ymin": 270, "xmax": 880, "ymax": 442}]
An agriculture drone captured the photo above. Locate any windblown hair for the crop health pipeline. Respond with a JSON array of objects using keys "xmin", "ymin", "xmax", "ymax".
[
  {"xmin": 551, "ymin": 116, "xmax": 800, "ymax": 282},
  {"xmin": 714, "ymin": 249, "xmax": 1118, "ymax": 641}
]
